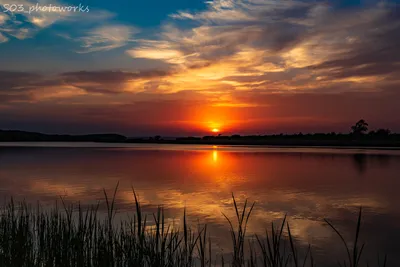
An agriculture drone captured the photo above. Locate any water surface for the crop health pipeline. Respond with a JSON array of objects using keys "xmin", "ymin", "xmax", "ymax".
[{"xmin": 0, "ymin": 143, "xmax": 399, "ymax": 265}]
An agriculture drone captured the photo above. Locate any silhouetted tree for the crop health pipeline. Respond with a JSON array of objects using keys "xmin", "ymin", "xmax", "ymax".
[
  {"xmin": 351, "ymin": 119, "xmax": 369, "ymax": 135},
  {"xmin": 375, "ymin": 128, "xmax": 391, "ymax": 137}
]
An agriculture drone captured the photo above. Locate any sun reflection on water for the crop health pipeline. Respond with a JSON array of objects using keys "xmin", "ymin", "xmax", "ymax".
[
  {"xmin": 213, "ymin": 150, "xmax": 218, "ymax": 162},
  {"xmin": 1, "ymin": 146, "xmax": 398, "ymax": 264}
]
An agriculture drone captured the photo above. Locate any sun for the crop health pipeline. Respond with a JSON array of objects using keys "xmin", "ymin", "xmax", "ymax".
[{"xmin": 211, "ymin": 128, "xmax": 220, "ymax": 133}]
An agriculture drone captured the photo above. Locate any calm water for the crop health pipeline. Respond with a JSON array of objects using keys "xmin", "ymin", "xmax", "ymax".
[{"xmin": 1, "ymin": 143, "xmax": 399, "ymax": 265}]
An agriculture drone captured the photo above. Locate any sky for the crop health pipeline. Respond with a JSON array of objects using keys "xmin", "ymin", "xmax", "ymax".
[{"xmin": 0, "ymin": 0, "xmax": 400, "ymax": 136}]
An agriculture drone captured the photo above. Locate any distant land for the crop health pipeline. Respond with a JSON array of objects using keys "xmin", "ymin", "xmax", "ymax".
[
  {"xmin": 1, "ymin": 129, "xmax": 400, "ymax": 148},
  {"xmin": 0, "ymin": 130, "xmax": 127, "ymax": 143}
]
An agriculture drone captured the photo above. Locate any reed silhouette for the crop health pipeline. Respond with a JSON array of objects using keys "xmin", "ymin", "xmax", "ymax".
[{"xmin": 0, "ymin": 185, "xmax": 389, "ymax": 267}]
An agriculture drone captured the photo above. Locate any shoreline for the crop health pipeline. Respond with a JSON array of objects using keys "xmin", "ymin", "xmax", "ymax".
[
  {"xmin": 1, "ymin": 140, "xmax": 400, "ymax": 151},
  {"xmin": 2, "ymin": 129, "xmax": 400, "ymax": 149},
  {"xmin": 125, "ymin": 139, "xmax": 400, "ymax": 148}
]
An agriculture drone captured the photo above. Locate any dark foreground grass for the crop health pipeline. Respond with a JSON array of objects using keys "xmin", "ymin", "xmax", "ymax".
[{"xmin": 0, "ymin": 186, "xmax": 389, "ymax": 267}]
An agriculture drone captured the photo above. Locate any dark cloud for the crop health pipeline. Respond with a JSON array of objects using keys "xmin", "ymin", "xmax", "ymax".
[
  {"xmin": 0, "ymin": 94, "xmax": 31, "ymax": 103},
  {"xmin": 0, "ymin": 69, "xmax": 170, "ymax": 101},
  {"xmin": 310, "ymin": 8, "xmax": 400, "ymax": 80},
  {"xmin": 0, "ymin": 71, "xmax": 41, "ymax": 90},
  {"xmin": 155, "ymin": 1, "xmax": 400, "ymax": 86},
  {"xmin": 0, "ymin": 71, "xmax": 43, "ymax": 103},
  {"xmin": 60, "ymin": 70, "xmax": 168, "ymax": 84},
  {"xmin": 58, "ymin": 70, "xmax": 169, "ymax": 94}
]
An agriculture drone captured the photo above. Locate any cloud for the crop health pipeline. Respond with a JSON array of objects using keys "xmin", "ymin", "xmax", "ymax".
[
  {"xmin": 126, "ymin": 0, "xmax": 400, "ymax": 95},
  {"xmin": 61, "ymin": 70, "xmax": 168, "ymax": 83},
  {"xmin": 170, "ymin": 0, "xmax": 308, "ymax": 23},
  {"xmin": 1, "ymin": 1, "xmax": 400, "ymax": 134},
  {"xmin": 0, "ymin": 13, "xmax": 7, "ymax": 25},
  {"xmin": 0, "ymin": 70, "xmax": 42, "ymax": 88},
  {"xmin": 59, "ymin": 70, "xmax": 169, "ymax": 93},
  {"xmin": 0, "ymin": 0, "xmax": 69, "ymax": 40},
  {"xmin": 0, "ymin": 70, "xmax": 171, "ymax": 104},
  {"xmin": 0, "ymin": 0, "xmax": 115, "ymax": 42},
  {"xmin": 0, "ymin": 32, "xmax": 8, "ymax": 43},
  {"xmin": 2, "ymin": 70, "xmax": 400, "ymax": 134},
  {"xmin": 75, "ymin": 25, "xmax": 138, "ymax": 53},
  {"xmin": 0, "ymin": 71, "xmax": 86, "ymax": 102},
  {"xmin": 312, "ymin": 8, "xmax": 400, "ymax": 80},
  {"xmin": 126, "ymin": 42, "xmax": 187, "ymax": 64}
]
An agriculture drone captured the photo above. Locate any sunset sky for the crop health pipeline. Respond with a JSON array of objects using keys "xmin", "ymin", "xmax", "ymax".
[{"xmin": 1, "ymin": 0, "xmax": 400, "ymax": 136}]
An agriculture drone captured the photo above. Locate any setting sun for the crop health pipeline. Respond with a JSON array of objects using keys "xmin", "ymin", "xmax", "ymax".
[{"xmin": 211, "ymin": 128, "xmax": 220, "ymax": 133}]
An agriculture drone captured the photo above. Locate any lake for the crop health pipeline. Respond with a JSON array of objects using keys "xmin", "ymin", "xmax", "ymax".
[{"xmin": 0, "ymin": 143, "xmax": 399, "ymax": 266}]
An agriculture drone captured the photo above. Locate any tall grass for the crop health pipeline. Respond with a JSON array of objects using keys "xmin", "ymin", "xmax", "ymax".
[{"xmin": 0, "ymin": 188, "xmax": 389, "ymax": 267}]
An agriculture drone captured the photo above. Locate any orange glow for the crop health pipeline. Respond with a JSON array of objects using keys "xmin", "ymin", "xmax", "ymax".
[
  {"xmin": 212, "ymin": 128, "xmax": 220, "ymax": 133},
  {"xmin": 212, "ymin": 150, "xmax": 218, "ymax": 162}
]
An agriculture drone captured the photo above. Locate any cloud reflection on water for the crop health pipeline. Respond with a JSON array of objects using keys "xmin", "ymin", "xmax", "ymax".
[{"xmin": 0, "ymin": 145, "xmax": 399, "ymax": 265}]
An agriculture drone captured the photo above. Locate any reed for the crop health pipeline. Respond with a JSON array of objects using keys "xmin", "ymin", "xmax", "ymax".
[{"xmin": 0, "ymin": 188, "xmax": 389, "ymax": 267}]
